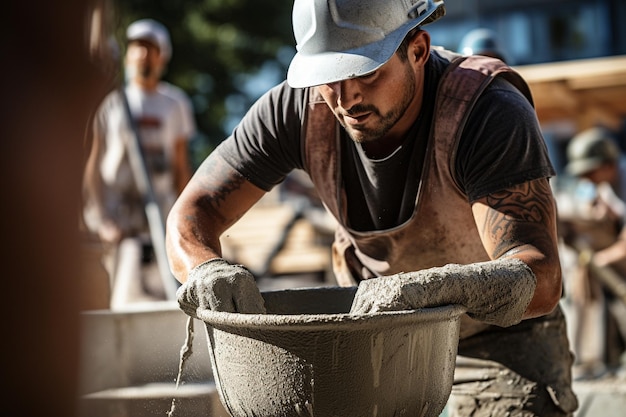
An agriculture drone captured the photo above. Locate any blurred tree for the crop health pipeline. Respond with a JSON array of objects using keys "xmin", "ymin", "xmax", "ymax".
[{"xmin": 111, "ymin": 0, "xmax": 295, "ymax": 166}]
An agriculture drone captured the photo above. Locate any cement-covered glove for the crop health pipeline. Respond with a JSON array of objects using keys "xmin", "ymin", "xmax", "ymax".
[
  {"xmin": 350, "ymin": 257, "xmax": 536, "ymax": 328},
  {"xmin": 177, "ymin": 258, "xmax": 266, "ymax": 317}
]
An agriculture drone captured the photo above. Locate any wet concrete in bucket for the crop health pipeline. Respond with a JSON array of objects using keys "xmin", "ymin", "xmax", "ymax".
[{"xmin": 173, "ymin": 286, "xmax": 465, "ymax": 417}]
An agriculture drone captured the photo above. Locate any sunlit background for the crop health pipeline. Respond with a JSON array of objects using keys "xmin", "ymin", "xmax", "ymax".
[{"xmin": 98, "ymin": 0, "xmax": 626, "ymax": 169}]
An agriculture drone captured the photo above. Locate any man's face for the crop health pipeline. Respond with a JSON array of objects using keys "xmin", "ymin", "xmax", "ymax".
[
  {"xmin": 318, "ymin": 53, "xmax": 418, "ymax": 145},
  {"xmin": 583, "ymin": 163, "xmax": 619, "ymax": 184},
  {"xmin": 125, "ymin": 39, "xmax": 164, "ymax": 81}
]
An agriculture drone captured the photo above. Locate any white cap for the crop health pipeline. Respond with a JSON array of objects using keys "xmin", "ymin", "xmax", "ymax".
[{"xmin": 126, "ymin": 19, "xmax": 172, "ymax": 61}]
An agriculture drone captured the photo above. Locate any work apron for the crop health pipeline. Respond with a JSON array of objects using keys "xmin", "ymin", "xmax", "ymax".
[{"xmin": 302, "ymin": 54, "xmax": 578, "ymax": 416}]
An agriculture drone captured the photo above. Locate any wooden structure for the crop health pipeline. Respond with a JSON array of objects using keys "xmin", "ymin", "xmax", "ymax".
[
  {"xmin": 514, "ymin": 55, "xmax": 626, "ymax": 132},
  {"xmin": 220, "ymin": 191, "xmax": 335, "ymax": 281}
]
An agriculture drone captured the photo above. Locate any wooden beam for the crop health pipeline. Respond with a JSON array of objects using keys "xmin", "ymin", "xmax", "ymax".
[
  {"xmin": 514, "ymin": 55, "xmax": 626, "ymax": 130},
  {"xmin": 514, "ymin": 55, "xmax": 626, "ymax": 86}
]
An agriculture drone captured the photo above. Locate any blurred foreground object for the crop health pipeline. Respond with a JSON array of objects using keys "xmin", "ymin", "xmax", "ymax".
[{"xmin": 1, "ymin": 0, "xmax": 112, "ymax": 415}]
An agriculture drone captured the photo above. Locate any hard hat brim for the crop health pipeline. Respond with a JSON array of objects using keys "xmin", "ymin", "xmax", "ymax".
[
  {"xmin": 287, "ymin": 11, "xmax": 434, "ymax": 88},
  {"xmin": 565, "ymin": 158, "xmax": 605, "ymax": 177},
  {"xmin": 287, "ymin": 38, "xmax": 397, "ymax": 88}
]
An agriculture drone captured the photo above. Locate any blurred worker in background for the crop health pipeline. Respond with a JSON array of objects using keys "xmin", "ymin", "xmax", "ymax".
[
  {"xmin": 558, "ymin": 126, "xmax": 626, "ymax": 379},
  {"xmin": 83, "ymin": 18, "xmax": 196, "ymax": 309}
]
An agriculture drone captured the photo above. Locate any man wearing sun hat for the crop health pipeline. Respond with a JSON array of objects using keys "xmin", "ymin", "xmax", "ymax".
[
  {"xmin": 83, "ymin": 18, "xmax": 195, "ymax": 309},
  {"xmin": 166, "ymin": 1, "xmax": 578, "ymax": 415}
]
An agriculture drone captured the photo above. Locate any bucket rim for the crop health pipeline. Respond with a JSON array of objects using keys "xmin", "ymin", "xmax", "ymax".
[{"xmin": 197, "ymin": 302, "xmax": 467, "ymax": 332}]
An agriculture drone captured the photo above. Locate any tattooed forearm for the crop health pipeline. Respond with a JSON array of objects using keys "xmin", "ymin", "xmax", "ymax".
[
  {"xmin": 480, "ymin": 179, "xmax": 557, "ymax": 259},
  {"xmin": 196, "ymin": 156, "xmax": 247, "ymax": 206},
  {"xmin": 182, "ymin": 155, "xmax": 250, "ymax": 243}
]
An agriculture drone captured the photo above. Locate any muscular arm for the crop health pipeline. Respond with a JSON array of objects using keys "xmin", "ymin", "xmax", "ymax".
[
  {"xmin": 472, "ymin": 177, "xmax": 562, "ymax": 318},
  {"xmin": 83, "ymin": 128, "xmax": 104, "ymax": 212},
  {"xmin": 165, "ymin": 152, "xmax": 266, "ymax": 283},
  {"xmin": 352, "ymin": 177, "xmax": 562, "ymax": 320},
  {"xmin": 82, "ymin": 124, "xmax": 123, "ymax": 242}
]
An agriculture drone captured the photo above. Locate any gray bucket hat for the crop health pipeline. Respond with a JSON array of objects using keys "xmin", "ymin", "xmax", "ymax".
[{"xmin": 287, "ymin": 0, "xmax": 445, "ymax": 88}]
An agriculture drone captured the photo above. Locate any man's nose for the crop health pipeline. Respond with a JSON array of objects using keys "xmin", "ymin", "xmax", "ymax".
[
  {"xmin": 128, "ymin": 44, "xmax": 150, "ymax": 60},
  {"xmin": 329, "ymin": 79, "xmax": 363, "ymax": 110},
  {"xmin": 136, "ymin": 45, "xmax": 149, "ymax": 58}
]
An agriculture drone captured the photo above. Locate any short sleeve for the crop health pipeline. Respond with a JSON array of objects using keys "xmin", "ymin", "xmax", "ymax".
[
  {"xmin": 215, "ymin": 81, "xmax": 308, "ymax": 191},
  {"xmin": 455, "ymin": 78, "xmax": 555, "ymax": 202},
  {"xmin": 159, "ymin": 83, "xmax": 196, "ymax": 141}
]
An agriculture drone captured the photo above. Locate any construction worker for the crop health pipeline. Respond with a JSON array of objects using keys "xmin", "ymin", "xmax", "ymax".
[
  {"xmin": 559, "ymin": 126, "xmax": 626, "ymax": 379},
  {"xmin": 167, "ymin": 1, "xmax": 577, "ymax": 415},
  {"xmin": 83, "ymin": 19, "xmax": 195, "ymax": 309}
]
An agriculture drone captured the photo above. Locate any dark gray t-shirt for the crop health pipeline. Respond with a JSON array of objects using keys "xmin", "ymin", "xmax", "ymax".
[{"xmin": 216, "ymin": 50, "xmax": 555, "ymax": 231}]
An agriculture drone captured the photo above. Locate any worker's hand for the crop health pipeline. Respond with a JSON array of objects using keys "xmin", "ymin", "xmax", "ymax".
[
  {"xmin": 349, "ymin": 274, "xmax": 414, "ymax": 313},
  {"xmin": 350, "ymin": 258, "xmax": 536, "ymax": 328},
  {"xmin": 176, "ymin": 258, "xmax": 266, "ymax": 317}
]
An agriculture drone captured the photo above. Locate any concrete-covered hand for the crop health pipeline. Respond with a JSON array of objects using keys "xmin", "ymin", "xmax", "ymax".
[
  {"xmin": 176, "ymin": 258, "xmax": 266, "ymax": 317},
  {"xmin": 350, "ymin": 258, "xmax": 537, "ymax": 328}
]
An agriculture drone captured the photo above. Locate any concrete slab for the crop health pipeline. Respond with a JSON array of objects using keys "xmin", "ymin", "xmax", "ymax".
[
  {"xmin": 573, "ymin": 377, "xmax": 626, "ymax": 417},
  {"xmin": 79, "ymin": 302, "xmax": 213, "ymax": 393},
  {"xmin": 80, "ymin": 382, "xmax": 229, "ymax": 417}
]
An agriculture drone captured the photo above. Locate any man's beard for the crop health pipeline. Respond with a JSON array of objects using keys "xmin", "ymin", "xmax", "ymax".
[
  {"xmin": 125, "ymin": 63, "xmax": 160, "ymax": 83},
  {"xmin": 339, "ymin": 64, "xmax": 416, "ymax": 144},
  {"xmin": 139, "ymin": 64, "xmax": 153, "ymax": 79}
]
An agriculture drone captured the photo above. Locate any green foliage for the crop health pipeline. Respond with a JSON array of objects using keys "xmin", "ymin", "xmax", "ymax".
[{"xmin": 112, "ymin": 0, "xmax": 295, "ymax": 163}]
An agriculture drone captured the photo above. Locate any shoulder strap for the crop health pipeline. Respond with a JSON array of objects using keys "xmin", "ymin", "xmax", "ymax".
[{"xmin": 302, "ymin": 87, "xmax": 343, "ymax": 219}]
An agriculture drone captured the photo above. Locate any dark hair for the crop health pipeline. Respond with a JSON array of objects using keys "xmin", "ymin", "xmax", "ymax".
[{"xmin": 396, "ymin": 27, "xmax": 422, "ymax": 61}]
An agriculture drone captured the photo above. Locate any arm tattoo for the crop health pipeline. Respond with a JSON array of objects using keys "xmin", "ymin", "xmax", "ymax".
[
  {"xmin": 186, "ymin": 156, "xmax": 247, "ymax": 234},
  {"xmin": 196, "ymin": 156, "xmax": 246, "ymax": 205},
  {"xmin": 481, "ymin": 179, "xmax": 555, "ymax": 258}
]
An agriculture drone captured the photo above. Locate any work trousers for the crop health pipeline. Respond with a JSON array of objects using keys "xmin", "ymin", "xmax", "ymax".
[{"xmin": 448, "ymin": 306, "xmax": 578, "ymax": 417}]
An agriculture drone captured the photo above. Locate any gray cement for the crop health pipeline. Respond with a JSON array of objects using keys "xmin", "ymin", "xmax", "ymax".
[
  {"xmin": 195, "ymin": 286, "xmax": 465, "ymax": 417},
  {"xmin": 178, "ymin": 258, "xmax": 266, "ymax": 316},
  {"xmin": 174, "ymin": 259, "xmax": 536, "ymax": 416},
  {"xmin": 350, "ymin": 258, "xmax": 537, "ymax": 328},
  {"xmin": 167, "ymin": 316, "xmax": 196, "ymax": 417}
]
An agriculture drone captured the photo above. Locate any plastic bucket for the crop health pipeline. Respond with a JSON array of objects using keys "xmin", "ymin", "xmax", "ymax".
[{"xmin": 198, "ymin": 286, "xmax": 464, "ymax": 417}]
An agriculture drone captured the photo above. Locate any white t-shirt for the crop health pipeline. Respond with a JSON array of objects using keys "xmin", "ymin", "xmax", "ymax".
[{"xmin": 87, "ymin": 81, "xmax": 195, "ymax": 234}]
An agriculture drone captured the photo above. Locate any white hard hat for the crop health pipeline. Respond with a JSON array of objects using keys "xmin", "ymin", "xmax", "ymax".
[
  {"xmin": 126, "ymin": 19, "xmax": 172, "ymax": 61},
  {"xmin": 287, "ymin": 0, "xmax": 445, "ymax": 88}
]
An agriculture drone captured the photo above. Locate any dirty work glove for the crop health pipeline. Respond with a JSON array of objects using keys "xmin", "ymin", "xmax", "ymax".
[
  {"xmin": 177, "ymin": 258, "xmax": 266, "ymax": 317},
  {"xmin": 350, "ymin": 258, "xmax": 536, "ymax": 328}
]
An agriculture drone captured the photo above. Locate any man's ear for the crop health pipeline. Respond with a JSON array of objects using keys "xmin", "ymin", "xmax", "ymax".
[{"xmin": 410, "ymin": 30, "xmax": 431, "ymax": 66}]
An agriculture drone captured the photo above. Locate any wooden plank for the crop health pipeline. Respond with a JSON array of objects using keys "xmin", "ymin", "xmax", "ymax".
[
  {"xmin": 220, "ymin": 204, "xmax": 332, "ymax": 276},
  {"xmin": 514, "ymin": 55, "xmax": 626, "ymax": 130},
  {"xmin": 514, "ymin": 55, "xmax": 626, "ymax": 85}
]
